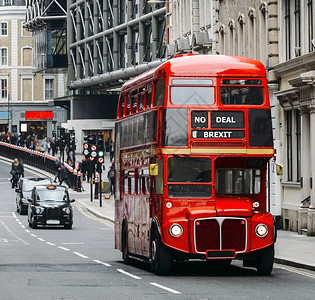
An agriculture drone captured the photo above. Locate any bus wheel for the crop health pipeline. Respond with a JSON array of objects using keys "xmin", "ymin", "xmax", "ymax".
[
  {"xmin": 151, "ymin": 236, "xmax": 171, "ymax": 275},
  {"xmin": 122, "ymin": 226, "xmax": 131, "ymax": 264},
  {"xmin": 256, "ymin": 244, "xmax": 274, "ymax": 275}
]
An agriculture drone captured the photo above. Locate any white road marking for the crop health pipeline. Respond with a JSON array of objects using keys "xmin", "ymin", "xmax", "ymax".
[
  {"xmin": 25, "ymin": 229, "xmax": 30, "ymax": 233},
  {"xmin": 150, "ymin": 282, "xmax": 181, "ymax": 294},
  {"xmin": 21, "ymin": 225, "xmax": 25, "ymax": 229},
  {"xmin": 116, "ymin": 269, "xmax": 141, "ymax": 280},
  {"xmin": 30, "ymin": 234, "xmax": 37, "ymax": 238},
  {"xmin": 46, "ymin": 242, "xmax": 55, "ymax": 246},
  {"xmin": 58, "ymin": 246, "xmax": 70, "ymax": 251},
  {"xmin": 73, "ymin": 251, "xmax": 89, "ymax": 259},
  {"xmin": 61, "ymin": 242, "xmax": 85, "ymax": 245},
  {"xmin": 0, "ymin": 221, "xmax": 29, "ymax": 245},
  {"xmin": 93, "ymin": 259, "xmax": 111, "ymax": 267},
  {"xmin": 275, "ymin": 265, "xmax": 315, "ymax": 279},
  {"xmin": 37, "ymin": 238, "xmax": 45, "ymax": 242}
]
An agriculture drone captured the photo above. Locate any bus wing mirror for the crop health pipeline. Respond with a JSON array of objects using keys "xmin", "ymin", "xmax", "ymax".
[{"xmin": 150, "ymin": 164, "xmax": 158, "ymax": 176}]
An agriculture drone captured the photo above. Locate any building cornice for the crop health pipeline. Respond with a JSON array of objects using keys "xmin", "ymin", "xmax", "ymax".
[{"xmin": 274, "ymin": 52, "xmax": 315, "ymax": 78}]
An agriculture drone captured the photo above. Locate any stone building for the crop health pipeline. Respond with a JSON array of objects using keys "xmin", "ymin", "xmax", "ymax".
[
  {"xmin": 0, "ymin": 0, "xmax": 66, "ymax": 140},
  {"xmin": 274, "ymin": 0, "xmax": 315, "ymax": 235}
]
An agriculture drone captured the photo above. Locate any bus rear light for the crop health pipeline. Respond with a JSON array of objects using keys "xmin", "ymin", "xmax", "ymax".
[
  {"xmin": 255, "ymin": 224, "xmax": 268, "ymax": 237},
  {"xmin": 169, "ymin": 224, "xmax": 183, "ymax": 237}
]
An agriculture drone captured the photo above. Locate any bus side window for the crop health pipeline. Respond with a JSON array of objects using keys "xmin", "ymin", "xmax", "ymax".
[
  {"xmin": 154, "ymin": 79, "xmax": 165, "ymax": 106},
  {"xmin": 146, "ymin": 90, "xmax": 152, "ymax": 109},
  {"xmin": 127, "ymin": 94, "xmax": 132, "ymax": 115},
  {"xmin": 119, "ymin": 94, "xmax": 126, "ymax": 118},
  {"xmin": 124, "ymin": 175, "xmax": 129, "ymax": 194},
  {"xmin": 139, "ymin": 93, "xmax": 145, "ymax": 111},
  {"xmin": 132, "ymin": 95, "xmax": 138, "ymax": 114}
]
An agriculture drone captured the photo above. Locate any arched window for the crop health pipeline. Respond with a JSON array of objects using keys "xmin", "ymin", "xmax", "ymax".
[
  {"xmin": 248, "ymin": 7, "xmax": 256, "ymax": 59},
  {"xmin": 237, "ymin": 14, "xmax": 245, "ymax": 57},
  {"xmin": 0, "ymin": 22, "xmax": 8, "ymax": 36},
  {"xmin": 228, "ymin": 19, "xmax": 235, "ymax": 55},
  {"xmin": 259, "ymin": 2, "xmax": 268, "ymax": 64},
  {"xmin": 0, "ymin": 47, "xmax": 8, "ymax": 66}
]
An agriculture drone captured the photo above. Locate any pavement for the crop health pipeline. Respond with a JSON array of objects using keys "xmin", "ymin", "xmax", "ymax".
[{"xmin": 3, "ymin": 154, "xmax": 315, "ymax": 273}]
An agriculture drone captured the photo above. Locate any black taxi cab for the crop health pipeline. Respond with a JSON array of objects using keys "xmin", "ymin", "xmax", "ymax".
[{"xmin": 27, "ymin": 185, "xmax": 75, "ymax": 229}]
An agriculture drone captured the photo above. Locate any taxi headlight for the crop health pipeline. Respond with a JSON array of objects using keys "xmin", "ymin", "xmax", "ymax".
[
  {"xmin": 255, "ymin": 224, "xmax": 268, "ymax": 237},
  {"xmin": 169, "ymin": 224, "xmax": 183, "ymax": 237},
  {"xmin": 63, "ymin": 207, "xmax": 71, "ymax": 214},
  {"xmin": 35, "ymin": 207, "xmax": 44, "ymax": 214}
]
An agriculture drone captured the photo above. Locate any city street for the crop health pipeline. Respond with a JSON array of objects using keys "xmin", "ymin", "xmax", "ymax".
[{"xmin": 1, "ymin": 160, "xmax": 315, "ymax": 300}]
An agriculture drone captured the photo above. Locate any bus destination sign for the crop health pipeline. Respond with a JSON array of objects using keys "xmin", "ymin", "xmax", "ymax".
[
  {"xmin": 211, "ymin": 111, "xmax": 244, "ymax": 128},
  {"xmin": 192, "ymin": 130, "xmax": 245, "ymax": 139}
]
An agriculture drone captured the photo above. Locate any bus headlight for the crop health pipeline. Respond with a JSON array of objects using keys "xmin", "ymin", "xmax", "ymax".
[
  {"xmin": 255, "ymin": 224, "xmax": 268, "ymax": 237},
  {"xmin": 63, "ymin": 207, "xmax": 71, "ymax": 214},
  {"xmin": 169, "ymin": 224, "xmax": 183, "ymax": 237}
]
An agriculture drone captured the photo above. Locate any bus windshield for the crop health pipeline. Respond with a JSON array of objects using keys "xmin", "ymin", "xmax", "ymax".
[
  {"xmin": 167, "ymin": 156, "xmax": 212, "ymax": 198},
  {"xmin": 215, "ymin": 168, "xmax": 261, "ymax": 195}
]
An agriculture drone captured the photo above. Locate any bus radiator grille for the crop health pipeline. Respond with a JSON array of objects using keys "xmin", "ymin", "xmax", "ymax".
[{"xmin": 195, "ymin": 218, "xmax": 246, "ymax": 253}]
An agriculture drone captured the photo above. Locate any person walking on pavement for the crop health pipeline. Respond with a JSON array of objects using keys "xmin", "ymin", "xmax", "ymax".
[
  {"xmin": 59, "ymin": 162, "xmax": 71, "ymax": 188},
  {"xmin": 10, "ymin": 158, "xmax": 21, "ymax": 188},
  {"xmin": 107, "ymin": 162, "xmax": 114, "ymax": 195},
  {"xmin": 54, "ymin": 158, "xmax": 62, "ymax": 183},
  {"xmin": 18, "ymin": 158, "xmax": 24, "ymax": 178}
]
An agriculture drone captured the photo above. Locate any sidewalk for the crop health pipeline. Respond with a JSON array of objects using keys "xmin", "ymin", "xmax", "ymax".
[{"xmin": 73, "ymin": 179, "xmax": 315, "ymax": 272}]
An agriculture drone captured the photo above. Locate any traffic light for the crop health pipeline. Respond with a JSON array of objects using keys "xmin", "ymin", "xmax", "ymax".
[
  {"xmin": 97, "ymin": 139, "xmax": 105, "ymax": 164},
  {"xmin": 83, "ymin": 142, "xmax": 90, "ymax": 157},
  {"xmin": 90, "ymin": 144, "xmax": 97, "ymax": 161}
]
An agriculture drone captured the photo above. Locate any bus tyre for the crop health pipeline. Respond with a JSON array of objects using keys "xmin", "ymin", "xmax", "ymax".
[
  {"xmin": 151, "ymin": 236, "xmax": 171, "ymax": 275},
  {"xmin": 122, "ymin": 226, "xmax": 131, "ymax": 264},
  {"xmin": 256, "ymin": 244, "xmax": 274, "ymax": 275}
]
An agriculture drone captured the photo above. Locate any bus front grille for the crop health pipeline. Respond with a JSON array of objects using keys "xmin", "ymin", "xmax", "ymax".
[{"xmin": 194, "ymin": 218, "xmax": 246, "ymax": 254}]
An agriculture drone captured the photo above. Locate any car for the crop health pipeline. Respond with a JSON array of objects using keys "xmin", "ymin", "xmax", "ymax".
[
  {"xmin": 27, "ymin": 185, "xmax": 75, "ymax": 229},
  {"xmin": 15, "ymin": 177, "xmax": 52, "ymax": 215}
]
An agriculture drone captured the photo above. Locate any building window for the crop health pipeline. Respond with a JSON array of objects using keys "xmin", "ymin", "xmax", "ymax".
[
  {"xmin": 0, "ymin": 22, "xmax": 8, "ymax": 36},
  {"xmin": 248, "ymin": 8, "xmax": 256, "ymax": 59},
  {"xmin": 237, "ymin": 14, "xmax": 245, "ymax": 57},
  {"xmin": 45, "ymin": 78, "xmax": 54, "ymax": 100},
  {"xmin": 219, "ymin": 25, "xmax": 225, "ymax": 54},
  {"xmin": 259, "ymin": 3, "xmax": 268, "ymax": 65},
  {"xmin": 3, "ymin": 0, "xmax": 12, "ymax": 5},
  {"xmin": 228, "ymin": 20, "xmax": 235, "ymax": 55},
  {"xmin": 0, "ymin": 47, "xmax": 8, "ymax": 65},
  {"xmin": 284, "ymin": 0, "xmax": 291, "ymax": 60},
  {"xmin": 286, "ymin": 110, "xmax": 293, "ymax": 181},
  {"xmin": 294, "ymin": 0, "xmax": 301, "ymax": 49},
  {"xmin": 307, "ymin": 0, "xmax": 313, "ymax": 52},
  {"xmin": 0, "ymin": 78, "xmax": 8, "ymax": 100},
  {"xmin": 296, "ymin": 109, "xmax": 301, "ymax": 181}
]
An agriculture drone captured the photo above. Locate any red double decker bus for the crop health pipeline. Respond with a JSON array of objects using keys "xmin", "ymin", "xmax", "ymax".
[{"xmin": 114, "ymin": 55, "xmax": 276, "ymax": 275}]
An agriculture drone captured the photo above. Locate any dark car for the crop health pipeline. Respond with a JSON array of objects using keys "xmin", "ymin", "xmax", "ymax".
[
  {"xmin": 15, "ymin": 177, "xmax": 52, "ymax": 215},
  {"xmin": 27, "ymin": 185, "xmax": 75, "ymax": 229}
]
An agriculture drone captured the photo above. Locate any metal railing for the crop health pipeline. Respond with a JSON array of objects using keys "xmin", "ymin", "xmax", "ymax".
[{"xmin": 0, "ymin": 141, "xmax": 82, "ymax": 191}]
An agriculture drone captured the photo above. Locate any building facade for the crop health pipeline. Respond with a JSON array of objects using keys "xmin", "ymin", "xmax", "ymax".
[
  {"xmin": 274, "ymin": 0, "xmax": 315, "ymax": 235},
  {"xmin": 0, "ymin": 0, "xmax": 66, "ymax": 140}
]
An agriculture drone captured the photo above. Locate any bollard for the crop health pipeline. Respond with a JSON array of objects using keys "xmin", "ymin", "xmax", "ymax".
[{"xmin": 77, "ymin": 171, "xmax": 83, "ymax": 192}]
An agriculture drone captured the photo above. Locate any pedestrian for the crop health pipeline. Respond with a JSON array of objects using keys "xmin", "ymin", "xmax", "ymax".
[
  {"xmin": 107, "ymin": 162, "xmax": 114, "ymax": 195},
  {"xmin": 18, "ymin": 158, "xmax": 24, "ymax": 178},
  {"xmin": 51, "ymin": 137, "xmax": 56, "ymax": 156},
  {"xmin": 40, "ymin": 137, "xmax": 47, "ymax": 153},
  {"xmin": 59, "ymin": 162, "xmax": 71, "ymax": 188},
  {"xmin": 47, "ymin": 137, "xmax": 51, "ymax": 155},
  {"xmin": 81, "ymin": 156, "xmax": 88, "ymax": 181},
  {"xmin": 10, "ymin": 158, "xmax": 21, "ymax": 188},
  {"xmin": 54, "ymin": 158, "xmax": 62, "ymax": 183},
  {"xmin": 67, "ymin": 150, "xmax": 75, "ymax": 168}
]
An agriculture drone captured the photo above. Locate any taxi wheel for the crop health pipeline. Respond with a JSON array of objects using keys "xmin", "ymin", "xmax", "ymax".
[
  {"xmin": 31, "ymin": 217, "xmax": 37, "ymax": 229},
  {"xmin": 65, "ymin": 224, "xmax": 72, "ymax": 229},
  {"xmin": 19, "ymin": 204, "xmax": 24, "ymax": 215}
]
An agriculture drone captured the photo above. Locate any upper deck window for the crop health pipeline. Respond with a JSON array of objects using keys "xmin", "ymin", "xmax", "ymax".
[
  {"xmin": 220, "ymin": 79, "xmax": 263, "ymax": 105},
  {"xmin": 171, "ymin": 79, "xmax": 215, "ymax": 105},
  {"xmin": 155, "ymin": 79, "xmax": 165, "ymax": 106}
]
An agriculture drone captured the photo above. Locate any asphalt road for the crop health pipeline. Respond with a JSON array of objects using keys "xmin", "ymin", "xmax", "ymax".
[{"xmin": 1, "ymin": 160, "xmax": 315, "ymax": 300}]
